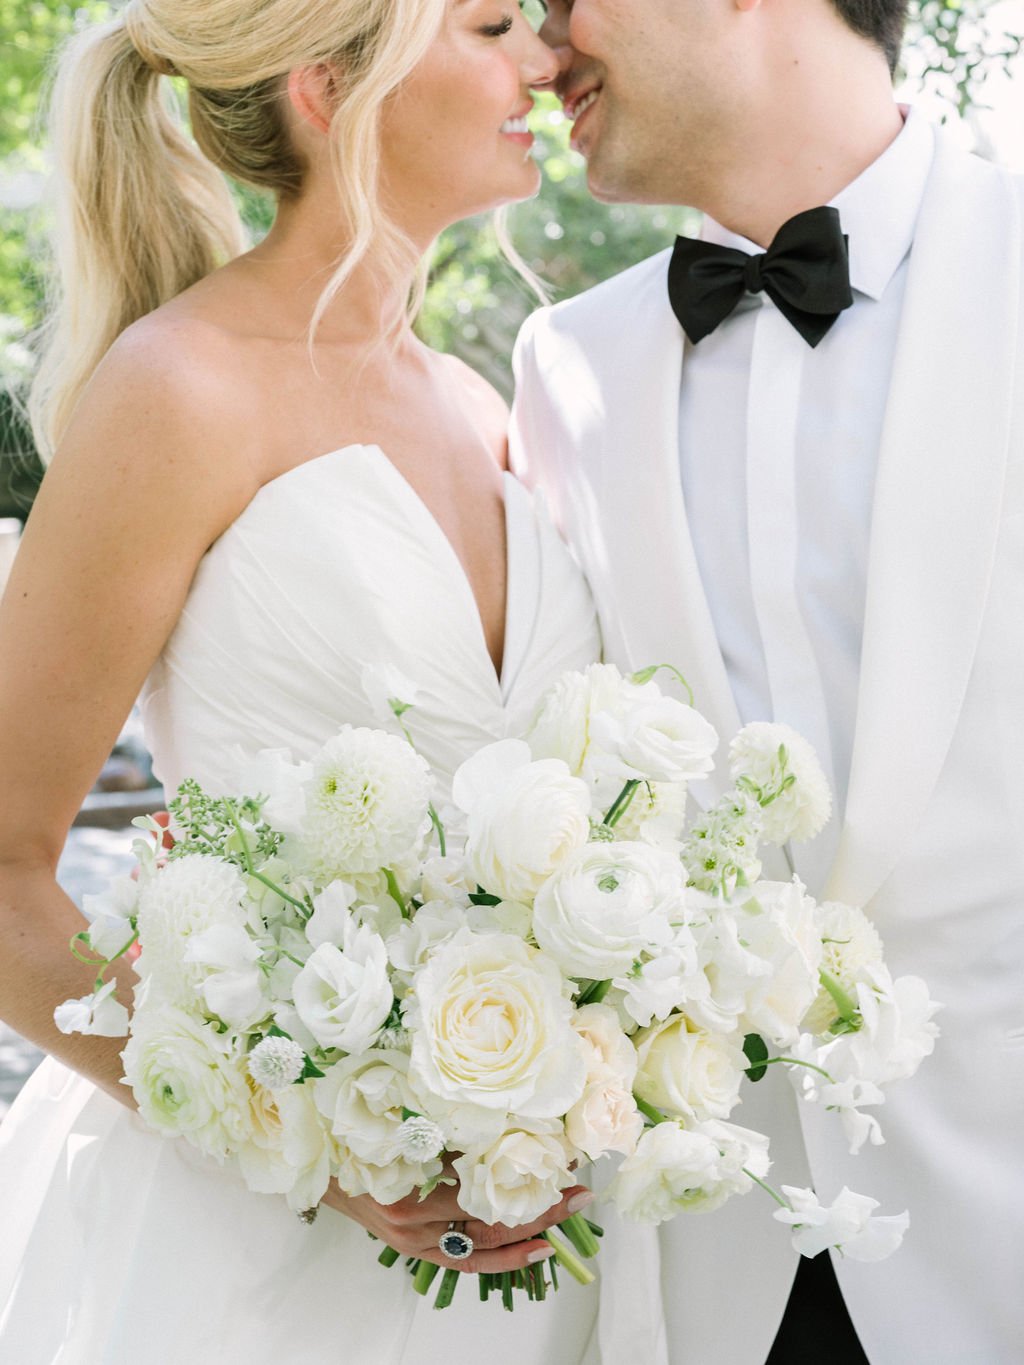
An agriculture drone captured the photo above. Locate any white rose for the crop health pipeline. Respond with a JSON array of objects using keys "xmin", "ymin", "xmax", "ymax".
[
  {"xmin": 134, "ymin": 855, "xmax": 254, "ymax": 1008},
  {"xmin": 774, "ymin": 1185, "xmax": 909, "ymax": 1262},
  {"xmin": 292, "ymin": 920, "xmax": 393, "ymax": 1054},
  {"xmin": 566, "ymin": 1080, "xmax": 643, "ymax": 1160},
  {"xmin": 533, "ymin": 842, "xmax": 684, "ymax": 980},
  {"xmin": 729, "ymin": 723, "xmax": 832, "ymax": 844},
  {"xmin": 589, "ymin": 694, "xmax": 718, "ymax": 785},
  {"xmin": 573, "ymin": 1002, "xmax": 639, "ymax": 1088},
  {"xmin": 54, "ymin": 979, "xmax": 129, "ymax": 1038},
  {"xmin": 292, "ymin": 726, "xmax": 433, "ymax": 879},
  {"xmin": 634, "ymin": 1014, "xmax": 746, "ymax": 1123},
  {"xmin": 315, "ymin": 1051, "xmax": 441, "ymax": 1204},
  {"xmin": 82, "ymin": 875, "xmax": 138, "ymax": 960},
  {"xmin": 452, "ymin": 740, "xmax": 591, "ymax": 904},
  {"xmin": 453, "ymin": 1121, "xmax": 574, "ymax": 1227},
  {"xmin": 236, "ymin": 1080, "xmax": 336, "ymax": 1214},
  {"xmin": 122, "ymin": 1004, "xmax": 252, "ymax": 1159},
  {"xmin": 802, "ymin": 901, "xmax": 885, "ymax": 1036},
  {"xmin": 610, "ymin": 1118, "xmax": 769, "ymax": 1223},
  {"xmin": 404, "ymin": 929, "xmax": 586, "ymax": 1119}
]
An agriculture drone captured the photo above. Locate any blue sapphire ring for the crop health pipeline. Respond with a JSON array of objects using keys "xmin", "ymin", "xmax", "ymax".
[{"xmin": 439, "ymin": 1221, "xmax": 474, "ymax": 1261}]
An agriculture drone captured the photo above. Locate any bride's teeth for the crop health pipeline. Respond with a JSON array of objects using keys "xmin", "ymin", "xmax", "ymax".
[
  {"xmin": 573, "ymin": 89, "xmax": 599, "ymax": 120},
  {"xmin": 500, "ymin": 116, "xmax": 529, "ymax": 135}
]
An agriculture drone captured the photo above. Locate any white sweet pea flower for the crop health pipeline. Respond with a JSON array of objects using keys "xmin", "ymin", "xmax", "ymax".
[
  {"xmin": 289, "ymin": 727, "xmax": 433, "ymax": 879},
  {"xmin": 404, "ymin": 929, "xmax": 586, "ymax": 1119},
  {"xmin": 614, "ymin": 921, "xmax": 708, "ymax": 1030},
  {"xmin": 532, "ymin": 841, "xmax": 684, "ymax": 980},
  {"xmin": 774, "ymin": 1185, "xmax": 909, "ymax": 1261},
  {"xmin": 729, "ymin": 722, "xmax": 832, "ymax": 844},
  {"xmin": 82, "ymin": 875, "xmax": 138, "ymax": 960},
  {"xmin": 184, "ymin": 921, "xmax": 266, "ymax": 1028},
  {"xmin": 823, "ymin": 967, "xmax": 940, "ymax": 1087},
  {"xmin": 235, "ymin": 747, "xmax": 311, "ymax": 836},
  {"xmin": 589, "ymin": 694, "xmax": 719, "ymax": 786},
  {"xmin": 452, "ymin": 740, "xmax": 591, "ymax": 904},
  {"xmin": 359, "ymin": 661, "xmax": 421, "ymax": 729},
  {"xmin": 453, "ymin": 1120, "xmax": 575, "ymax": 1227},
  {"xmin": 54, "ymin": 979, "xmax": 130, "ymax": 1038},
  {"xmin": 610, "ymin": 1118, "xmax": 770, "ymax": 1223},
  {"xmin": 292, "ymin": 921, "xmax": 393, "ymax": 1054},
  {"xmin": 305, "ymin": 880, "xmax": 359, "ymax": 949},
  {"xmin": 803, "ymin": 901, "xmax": 885, "ymax": 1036},
  {"xmin": 633, "ymin": 1014, "xmax": 746, "ymax": 1123},
  {"xmin": 121, "ymin": 1004, "xmax": 252, "ymax": 1159}
]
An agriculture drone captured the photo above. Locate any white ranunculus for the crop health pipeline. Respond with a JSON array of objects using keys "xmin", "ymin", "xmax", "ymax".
[
  {"xmin": 566, "ymin": 1080, "xmax": 644, "ymax": 1160},
  {"xmin": 533, "ymin": 841, "xmax": 684, "ymax": 980},
  {"xmin": 404, "ymin": 929, "xmax": 586, "ymax": 1119},
  {"xmin": 82, "ymin": 875, "xmax": 138, "ymax": 960},
  {"xmin": 706, "ymin": 880, "xmax": 823, "ymax": 1048},
  {"xmin": 634, "ymin": 1014, "xmax": 746, "ymax": 1123},
  {"xmin": 526, "ymin": 663, "xmax": 634, "ymax": 776},
  {"xmin": 292, "ymin": 920, "xmax": 393, "ymax": 1054},
  {"xmin": 134, "ymin": 855, "xmax": 253, "ymax": 1008},
  {"xmin": 825, "ymin": 967, "xmax": 940, "ymax": 1087},
  {"xmin": 291, "ymin": 727, "xmax": 433, "ymax": 879},
  {"xmin": 453, "ymin": 1121, "xmax": 574, "ymax": 1227},
  {"xmin": 315, "ymin": 1051, "xmax": 441, "ymax": 1204},
  {"xmin": 590, "ymin": 693, "xmax": 718, "ymax": 786},
  {"xmin": 184, "ymin": 921, "xmax": 265, "ymax": 1028},
  {"xmin": 122, "ymin": 1004, "xmax": 252, "ymax": 1159},
  {"xmin": 802, "ymin": 900, "xmax": 885, "ymax": 1036},
  {"xmin": 54, "ymin": 979, "xmax": 130, "ymax": 1038},
  {"xmin": 774, "ymin": 1185, "xmax": 909, "ymax": 1261},
  {"xmin": 614, "ymin": 922, "xmax": 708, "ymax": 1030},
  {"xmin": 610, "ymin": 1118, "xmax": 769, "ymax": 1223},
  {"xmin": 452, "ymin": 740, "xmax": 591, "ymax": 904},
  {"xmin": 573, "ymin": 1002, "xmax": 639, "ymax": 1088},
  {"xmin": 729, "ymin": 722, "xmax": 832, "ymax": 844}
]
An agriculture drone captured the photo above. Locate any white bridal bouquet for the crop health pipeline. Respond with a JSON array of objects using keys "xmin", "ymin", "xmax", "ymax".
[{"xmin": 58, "ymin": 663, "xmax": 938, "ymax": 1308}]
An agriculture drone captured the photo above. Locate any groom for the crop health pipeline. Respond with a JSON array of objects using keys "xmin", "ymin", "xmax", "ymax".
[{"xmin": 512, "ymin": 1, "xmax": 1024, "ymax": 1362}]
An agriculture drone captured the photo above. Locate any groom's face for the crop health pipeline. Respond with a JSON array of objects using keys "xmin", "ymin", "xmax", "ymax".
[{"xmin": 540, "ymin": 0, "xmax": 742, "ymax": 205}]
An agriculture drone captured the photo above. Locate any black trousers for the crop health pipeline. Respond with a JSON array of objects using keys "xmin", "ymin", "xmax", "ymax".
[{"xmin": 766, "ymin": 1252, "xmax": 869, "ymax": 1364}]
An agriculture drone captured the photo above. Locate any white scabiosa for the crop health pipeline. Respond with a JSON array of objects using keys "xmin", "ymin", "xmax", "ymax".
[
  {"xmin": 248, "ymin": 1035, "xmax": 307, "ymax": 1090},
  {"xmin": 729, "ymin": 722, "xmax": 832, "ymax": 844},
  {"xmin": 295, "ymin": 727, "xmax": 433, "ymax": 879}
]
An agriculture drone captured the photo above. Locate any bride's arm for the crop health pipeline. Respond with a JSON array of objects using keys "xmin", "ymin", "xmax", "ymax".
[{"xmin": 0, "ymin": 323, "xmax": 256, "ymax": 1105}]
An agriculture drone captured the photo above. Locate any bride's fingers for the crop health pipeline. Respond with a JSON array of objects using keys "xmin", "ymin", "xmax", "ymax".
[
  {"xmin": 383, "ymin": 1182, "xmax": 592, "ymax": 1251},
  {"xmin": 422, "ymin": 1238, "xmax": 558, "ymax": 1276}
]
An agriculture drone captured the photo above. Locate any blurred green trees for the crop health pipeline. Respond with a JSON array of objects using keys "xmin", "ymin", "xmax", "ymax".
[{"xmin": 1, "ymin": 0, "xmax": 1021, "ymax": 513}]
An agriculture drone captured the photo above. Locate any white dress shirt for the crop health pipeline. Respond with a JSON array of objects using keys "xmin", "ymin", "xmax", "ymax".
[{"xmin": 678, "ymin": 106, "xmax": 935, "ymax": 889}]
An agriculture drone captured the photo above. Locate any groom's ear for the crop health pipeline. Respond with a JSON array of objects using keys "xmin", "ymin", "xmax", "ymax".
[{"xmin": 286, "ymin": 63, "xmax": 343, "ymax": 135}]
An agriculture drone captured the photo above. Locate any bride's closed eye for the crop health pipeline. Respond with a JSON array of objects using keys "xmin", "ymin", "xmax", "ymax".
[{"xmin": 480, "ymin": 12, "xmax": 514, "ymax": 36}]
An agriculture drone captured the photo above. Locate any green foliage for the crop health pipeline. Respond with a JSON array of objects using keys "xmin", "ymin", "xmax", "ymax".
[
  {"xmin": 905, "ymin": 1, "xmax": 1024, "ymax": 116},
  {"xmin": 166, "ymin": 778, "xmax": 283, "ymax": 866}
]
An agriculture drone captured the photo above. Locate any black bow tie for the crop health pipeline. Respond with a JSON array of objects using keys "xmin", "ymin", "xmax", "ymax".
[{"xmin": 667, "ymin": 205, "xmax": 854, "ymax": 348}]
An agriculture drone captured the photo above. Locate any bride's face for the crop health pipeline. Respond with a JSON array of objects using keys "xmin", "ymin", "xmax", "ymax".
[{"xmin": 378, "ymin": 0, "xmax": 557, "ymax": 234}]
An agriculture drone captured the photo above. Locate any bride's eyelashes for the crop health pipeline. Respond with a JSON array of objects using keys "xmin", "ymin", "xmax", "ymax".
[{"xmin": 480, "ymin": 12, "xmax": 515, "ymax": 37}]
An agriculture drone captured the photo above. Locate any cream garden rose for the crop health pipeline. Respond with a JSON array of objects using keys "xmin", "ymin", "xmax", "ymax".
[
  {"xmin": 634, "ymin": 1014, "xmax": 746, "ymax": 1123},
  {"xmin": 454, "ymin": 1121, "xmax": 575, "ymax": 1226}
]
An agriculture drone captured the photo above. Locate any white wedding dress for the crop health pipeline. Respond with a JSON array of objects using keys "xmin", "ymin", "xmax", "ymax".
[{"xmin": 0, "ymin": 444, "xmax": 604, "ymax": 1365}]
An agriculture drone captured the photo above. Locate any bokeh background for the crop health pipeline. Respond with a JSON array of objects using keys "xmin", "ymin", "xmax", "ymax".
[{"xmin": 0, "ymin": 0, "xmax": 1022, "ymax": 1111}]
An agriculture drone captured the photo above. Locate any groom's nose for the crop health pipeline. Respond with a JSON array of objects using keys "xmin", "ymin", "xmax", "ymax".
[{"xmin": 539, "ymin": 1, "xmax": 573, "ymax": 68}]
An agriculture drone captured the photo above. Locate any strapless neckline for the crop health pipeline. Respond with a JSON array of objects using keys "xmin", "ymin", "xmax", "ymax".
[{"xmin": 244, "ymin": 443, "xmax": 519, "ymax": 698}]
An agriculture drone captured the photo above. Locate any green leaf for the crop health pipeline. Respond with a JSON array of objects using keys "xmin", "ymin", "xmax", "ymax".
[
  {"xmin": 469, "ymin": 890, "xmax": 502, "ymax": 906},
  {"xmin": 300, "ymin": 1055, "xmax": 326, "ymax": 1080},
  {"xmin": 743, "ymin": 1033, "xmax": 770, "ymax": 1082}
]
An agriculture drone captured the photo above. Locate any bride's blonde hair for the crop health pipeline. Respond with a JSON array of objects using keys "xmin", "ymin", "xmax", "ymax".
[{"xmin": 29, "ymin": 0, "xmax": 447, "ymax": 463}]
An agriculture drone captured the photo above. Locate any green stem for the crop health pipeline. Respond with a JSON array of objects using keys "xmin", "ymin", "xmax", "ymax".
[
  {"xmin": 500, "ymin": 1271, "xmax": 514, "ymax": 1312},
  {"xmin": 542, "ymin": 1229, "xmax": 597, "ymax": 1286},
  {"xmin": 377, "ymin": 1245, "xmax": 401, "ymax": 1268},
  {"xmin": 768, "ymin": 1055, "xmax": 837, "ymax": 1084},
  {"xmin": 433, "ymin": 1267, "xmax": 462, "ymax": 1310},
  {"xmin": 603, "ymin": 780, "xmax": 640, "ymax": 829},
  {"xmin": 560, "ymin": 1211, "xmax": 600, "ymax": 1259},
  {"xmin": 383, "ymin": 867, "xmax": 408, "ymax": 919},
  {"xmin": 818, "ymin": 968, "xmax": 859, "ymax": 1025},
  {"xmin": 248, "ymin": 870, "xmax": 308, "ymax": 914},
  {"xmin": 428, "ymin": 803, "xmax": 447, "ymax": 858},
  {"xmin": 576, "ymin": 978, "xmax": 612, "ymax": 1007},
  {"xmin": 635, "ymin": 1096, "xmax": 669, "ymax": 1126},
  {"xmin": 412, "ymin": 1259, "xmax": 441, "ymax": 1295},
  {"xmin": 744, "ymin": 1168, "xmax": 792, "ymax": 1212}
]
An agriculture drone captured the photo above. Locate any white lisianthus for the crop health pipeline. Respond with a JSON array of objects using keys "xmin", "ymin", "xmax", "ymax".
[
  {"xmin": 121, "ymin": 1004, "xmax": 252, "ymax": 1159},
  {"xmin": 824, "ymin": 967, "xmax": 940, "ymax": 1087},
  {"xmin": 452, "ymin": 740, "xmax": 591, "ymax": 904},
  {"xmin": 614, "ymin": 921, "xmax": 708, "ymax": 1030},
  {"xmin": 82, "ymin": 875, "xmax": 138, "ymax": 960},
  {"xmin": 315, "ymin": 1051, "xmax": 441, "ymax": 1204},
  {"xmin": 292, "ymin": 920, "xmax": 393, "ymax": 1054},
  {"xmin": 248, "ymin": 1034, "xmax": 306, "ymax": 1090},
  {"xmin": 54, "ymin": 979, "xmax": 130, "ymax": 1038},
  {"xmin": 634, "ymin": 1014, "xmax": 746, "ymax": 1123},
  {"xmin": 453, "ymin": 1121, "xmax": 575, "ymax": 1227},
  {"xmin": 404, "ymin": 929, "xmax": 586, "ymax": 1119},
  {"xmin": 729, "ymin": 723, "xmax": 832, "ymax": 844},
  {"xmin": 533, "ymin": 842, "xmax": 684, "ymax": 980},
  {"xmin": 802, "ymin": 900, "xmax": 885, "ymax": 1035},
  {"xmin": 774, "ymin": 1186, "xmax": 909, "ymax": 1261},
  {"xmin": 292, "ymin": 727, "xmax": 433, "ymax": 879},
  {"xmin": 184, "ymin": 921, "xmax": 265, "ymax": 1028},
  {"xmin": 610, "ymin": 1117, "xmax": 769, "ymax": 1222},
  {"xmin": 134, "ymin": 855, "xmax": 253, "ymax": 1008},
  {"xmin": 566, "ymin": 1080, "xmax": 644, "ymax": 1160},
  {"xmin": 590, "ymin": 694, "xmax": 719, "ymax": 786}
]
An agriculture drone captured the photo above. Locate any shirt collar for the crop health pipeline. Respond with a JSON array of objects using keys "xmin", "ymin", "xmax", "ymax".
[{"xmin": 701, "ymin": 105, "xmax": 935, "ymax": 302}]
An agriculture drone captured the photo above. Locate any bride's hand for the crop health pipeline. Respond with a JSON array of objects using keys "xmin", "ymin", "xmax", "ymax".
[{"xmin": 321, "ymin": 1175, "xmax": 594, "ymax": 1274}]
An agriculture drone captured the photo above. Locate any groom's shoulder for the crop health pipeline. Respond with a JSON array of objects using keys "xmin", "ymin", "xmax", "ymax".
[{"xmin": 520, "ymin": 246, "xmax": 674, "ymax": 353}]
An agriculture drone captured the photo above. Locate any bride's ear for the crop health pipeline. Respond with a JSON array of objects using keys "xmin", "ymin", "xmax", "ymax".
[{"xmin": 286, "ymin": 63, "xmax": 342, "ymax": 135}]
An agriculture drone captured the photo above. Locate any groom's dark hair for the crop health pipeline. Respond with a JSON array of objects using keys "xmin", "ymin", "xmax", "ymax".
[{"xmin": 829, "ymin": 0, "xmax": 910, "ymax": 74}]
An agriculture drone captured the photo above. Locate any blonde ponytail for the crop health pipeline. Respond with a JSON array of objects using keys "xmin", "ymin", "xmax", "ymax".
[{"xmin": 30, "ymin": 15, "xmax": 245, "ymax": 462}]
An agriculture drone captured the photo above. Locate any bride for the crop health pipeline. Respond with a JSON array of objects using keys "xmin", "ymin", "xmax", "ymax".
[{"xmin": 0, "ymin": 0, "xmax": 604, "ymax": 1359}]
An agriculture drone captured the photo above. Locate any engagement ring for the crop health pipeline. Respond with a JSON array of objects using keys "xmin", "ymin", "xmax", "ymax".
[{"xmin": 438, "ymin": 1221, "xmax": 474, "ymax": 1261}]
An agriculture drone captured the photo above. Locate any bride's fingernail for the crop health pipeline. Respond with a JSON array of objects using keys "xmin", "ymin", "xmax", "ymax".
[
  {"xmin": 527, "ymin": 1246, "xmax": 557, "ymax": 1264},
  {"xmin": 567, "ymin": 1191, "xmax": 594, "ymax": 1214}
]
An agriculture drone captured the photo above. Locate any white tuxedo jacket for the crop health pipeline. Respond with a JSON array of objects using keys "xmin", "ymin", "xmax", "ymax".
[{"xmin": 512, "ymin": 125, "xmax": 1024, "ymax": 1365}]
